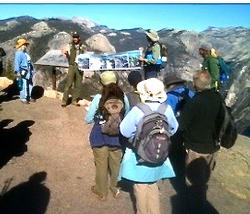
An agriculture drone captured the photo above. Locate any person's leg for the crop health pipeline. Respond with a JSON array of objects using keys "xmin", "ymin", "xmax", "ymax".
[
  {"xmin": 62, "ymin": 65, "xmax": 75, "ymax": 105},
  {"xmin": 28, "ymin": 78, "xmax": 33, "ymax": 101},
  {"xmin": 92, "ymin": 146, "xmax": 109, "ymax": 199},
  {"xmin": 108, "ymin": 148, "xmax": 122, "ymax": 197},
  {"xmin": 144, "ymin": 66, "xmax": 158, "ymax": 79},
  {"xmin": 134, "ymin": 183, "xmax": 148, "ymax": 214},
  {"xmin": 185, "ymin": 150, "xmax": 215, "ymax": 214},
  {"xmin": 72, "ymin": 66, "xmax": 83, "ymax": 104},
  {"xmin": 147, "ymin": 183, "xmax": 160, "ymax": 214},
  {"xmin": 20, "ymin": 78, "xmax": 28, "ymax": 103}
]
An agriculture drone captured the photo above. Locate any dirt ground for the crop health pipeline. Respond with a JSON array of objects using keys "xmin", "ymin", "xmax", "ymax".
[{"xmin": 0, "ymin": 96, "xmax": 250, "ymax": 214}]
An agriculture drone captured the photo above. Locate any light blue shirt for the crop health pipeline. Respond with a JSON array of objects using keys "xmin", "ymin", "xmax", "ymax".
[{"xmin": 119, "ymin": 102, "xmax": 178, "ymax": 182}]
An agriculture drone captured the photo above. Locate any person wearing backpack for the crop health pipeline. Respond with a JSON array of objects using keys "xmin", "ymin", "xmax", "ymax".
[
  {"xmin": 139, "ymin": 29, "xmax": 163, "ymax": 79},
  {"xmin": 199, "ymin": 44, "xmax": 220, "ymax": 91},
  {"xmin": 179, "ymin": 70, "xmax": 224, "ymax": 214},
  {"xmin": 119, "ymin": 78, "xmax": 178, "ymax": 214},
  {"xmin": 85, "ymin": 71, "xmax": 130, "ymax": 201}
]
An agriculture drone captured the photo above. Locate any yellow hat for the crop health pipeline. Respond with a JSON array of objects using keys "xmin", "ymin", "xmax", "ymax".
[
  {"xmin": 100, "ymin": 71, "xmax": 117, "ymax": 86},
  {"xmin": 15, "ymin": 38, "xmax": 29, "ymax": 49}
]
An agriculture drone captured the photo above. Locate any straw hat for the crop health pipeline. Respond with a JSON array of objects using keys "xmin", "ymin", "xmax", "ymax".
[
  {"xmin": 137, "ymin": 78, "xmax": 167, "ymax": 103},
  {"xmin": 100, "ymin": 71, "xmax": 117, "ymax": 86},
  {"xmin": 145, "ymin": 29, "xmax": 159, "ymax": 42},
  {"xmin": 15, "ymin": 38, "xmax": 29, "ymax": 49}
]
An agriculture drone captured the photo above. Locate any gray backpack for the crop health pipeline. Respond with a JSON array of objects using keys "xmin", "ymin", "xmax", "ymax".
[{"xmin": 132, "ymin": 103, "xmax": 172, "ymax": 165}]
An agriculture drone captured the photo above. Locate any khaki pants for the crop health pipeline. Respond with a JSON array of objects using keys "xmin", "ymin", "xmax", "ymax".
[
  {"xmin": 133, "ymin": 183, "xmax": 160, "ymax": 214},
  {"xmin": 185, "ymin": 149, "xmax": 216, "ymax": 214},
  {"xmin": 92, "ymin": 146, "xmax": 122, "ymax": 197},
  {"xmin": 62, "ymin": 64, "xmax": 82, "ymax": 104}
]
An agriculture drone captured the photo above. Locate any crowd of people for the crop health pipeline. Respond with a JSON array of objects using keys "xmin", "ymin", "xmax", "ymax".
[{"xmin": 9, "ymin": 29, "xmax": 228, "ymax": 214}]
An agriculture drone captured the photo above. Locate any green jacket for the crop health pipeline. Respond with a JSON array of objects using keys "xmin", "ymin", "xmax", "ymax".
[
  {"xmin": 202, "ymin": 56, "xmax": 220, "ymax": 88},
  {"xmin": 68, "ymin": 43, "xmax": 85, "ymax": 65},
  {"xmin": 144, "ymin": 42, "xmax": 161, "ymax": 65}
]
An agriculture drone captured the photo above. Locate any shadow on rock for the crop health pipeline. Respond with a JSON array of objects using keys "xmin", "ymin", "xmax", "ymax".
[
  {"xmin": 31, "ymin": 85, "xmax": 44, "ymax": 100},
  {"xmin": 0, "ymin": 119, "xmax": 35, "ymax": 168},
  {"xmin": 0, "ymin": 171, "xmax": 50, "ymax": 214}
]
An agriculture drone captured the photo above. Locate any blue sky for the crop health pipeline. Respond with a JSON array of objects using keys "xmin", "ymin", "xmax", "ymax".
[{"xmin": 0, "ymin": 4, "xmax": 250, "ymax": 32}]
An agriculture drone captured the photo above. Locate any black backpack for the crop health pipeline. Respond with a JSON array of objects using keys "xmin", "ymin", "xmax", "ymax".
[
  {"xmin": 132, "ymin": 103, "xmax": 172, "ymax": 165},
  {"xmin": 218, "ymin": 102, "xmax": 237, "ymax": 149},
  {"xmin": 168, "ymin": 88, "xmax": 191, "ymax": 118}
]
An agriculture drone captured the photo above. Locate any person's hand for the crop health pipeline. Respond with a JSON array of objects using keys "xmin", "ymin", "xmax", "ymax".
[
  {"xmin": 139, "ymin": 56, "xmax": 144, "ymax": 61},
  {"xmin": 61, "ymin": 47, "xmax": 68, "ymax": 56}
]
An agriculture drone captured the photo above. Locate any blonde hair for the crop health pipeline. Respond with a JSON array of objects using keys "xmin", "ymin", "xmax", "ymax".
[
  {"xmin": 193, "ymin": 70, "xmax": 211, "ymax": 91},
  {"xmin": 210, "ymin": 48, "xmax": 220, "ymax": 58}
]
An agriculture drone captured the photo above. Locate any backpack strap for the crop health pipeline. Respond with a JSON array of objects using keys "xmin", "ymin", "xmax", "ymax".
[
  {"xmin": 136, "ymin": 102, "xmax": 168, "ymax": 115},
  {"xmin": 136, "ymin": 103, "xmax": 153, "ymax": 115},
  {"xmin": 157, "ymin": 103, "xmax": 168, "ymax": 115}
]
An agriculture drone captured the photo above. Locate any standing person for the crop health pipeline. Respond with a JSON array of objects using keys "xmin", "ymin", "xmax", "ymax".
[
  {"xmin": 179, "ymin": 70, "xmax": 224, "ymax": 214},
  {"xmin": 119, "ymin": 78, "xmax": 178, "ymax": 214},
  {"xmin": 126, "ymin": 70, "xmax": 143, "ymax": 109},
  {"xmin": 85, "ymin": 71, "xmax": 130, "ymax": 201},
  {"xmin": 199, "ymin": 44, "xmax": 220, "ymax": 91},
  {"xmin": 61, "ymin": 32, "xmax": 85, "ymax": 107},
  {"xmin": 140, "ymin": 29, "xmax": 162, "ymax": 80},
  {"xmin": 14, "ymin": 38, "xmax": 35, "ymax": 104}
]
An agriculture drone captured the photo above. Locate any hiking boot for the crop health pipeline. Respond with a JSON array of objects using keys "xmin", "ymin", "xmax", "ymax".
[
  {"xmin": 30, "ymin": 99, "xmax": 36, "ymax": 103},
  {"xmin": 110, "ymin": 188, "xmax": 120, "ymax": 199},
  {"xmin": 91, "ymin": 186, "xmax": 107, "ymax": 201},
  {"xmin": 61, "ymin": 102, "xmax": 67, "ymax": 107},
  {"xmin": 72, "ymin": 101, "xmax": 80, "ymax": 107},
  {"xmin": 21, "ymin": 100, "xmax": 30, "ymax": 104}
]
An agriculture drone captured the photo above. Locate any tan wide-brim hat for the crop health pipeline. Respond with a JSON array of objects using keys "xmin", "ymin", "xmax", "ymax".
[
  {"xmin": 137, "ymin": 78, "xmax": 167, "ymax": 103},
  {"xmin": 145, "ymin": 29, "xmax": 160, "ymax": 42},
  {"xmin": 15, "ymin": 38, "xmax": 29, "ymax": 49},
  {"xmin": 100, "ymin": 71, "xmax": 118, "ymax": 86}
]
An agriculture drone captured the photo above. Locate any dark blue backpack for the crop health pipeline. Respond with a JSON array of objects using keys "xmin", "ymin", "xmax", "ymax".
[{"xmin": 218, "ymin": 57, "xmax": 231, "ymax": 84}]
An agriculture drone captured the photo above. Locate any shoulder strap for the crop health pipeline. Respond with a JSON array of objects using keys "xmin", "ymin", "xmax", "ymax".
[
  {"xmin": 157, "ymin": 103, "xmax": 168, "ymax": 115},
  {"xmin": 136, "ymin": 103, "xmax": 153, "ymax": 115}
]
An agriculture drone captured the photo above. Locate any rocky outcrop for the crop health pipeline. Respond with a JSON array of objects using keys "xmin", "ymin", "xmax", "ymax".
[{"xmin": 85, "ymin": 33, "xmax": 116, "ymax": 53}]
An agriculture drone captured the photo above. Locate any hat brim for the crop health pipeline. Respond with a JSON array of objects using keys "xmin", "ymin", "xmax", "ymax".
[
  {"xmin": 164, "ymin": 78, "xmax": 186, "ymax": 87},
  {"xmin": 15, "ymin": 42, "xmax": 29, "ymax": 49},
  {"xmin": 145, "ymin": 32, "xmax": 159, "ymax": 42},
  {"xmin": 137, "ymin": 80, "xmax": 167, "ymax": 103}
]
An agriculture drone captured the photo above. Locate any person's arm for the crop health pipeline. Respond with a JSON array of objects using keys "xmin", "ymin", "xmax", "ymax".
[
  {"xmin": 120, "ymin": 107, "xmax": 142, "ymax": 139},
  {"xmin": 14, "ymin": 52, "xmax": 22, "ymax": 73},
  {"xmin": 165, "ymin": 105, "xmax": 179, "ymax": 135},
  {"xmin": 85, "ymin": 94, "xmax": 101, "ymax": 124},
  {"xmin": 123, "ymin": 94, "xmax": 130, "ymax": 115}
]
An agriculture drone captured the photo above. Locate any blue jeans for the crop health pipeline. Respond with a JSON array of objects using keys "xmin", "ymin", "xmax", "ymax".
[
  {"xmin": 20, "ymin": 78, "xmax": 33, "ymax": 101},
  {"xmin": 144, "ymin": 65, "xmax": 160, "ymax": 79}
]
